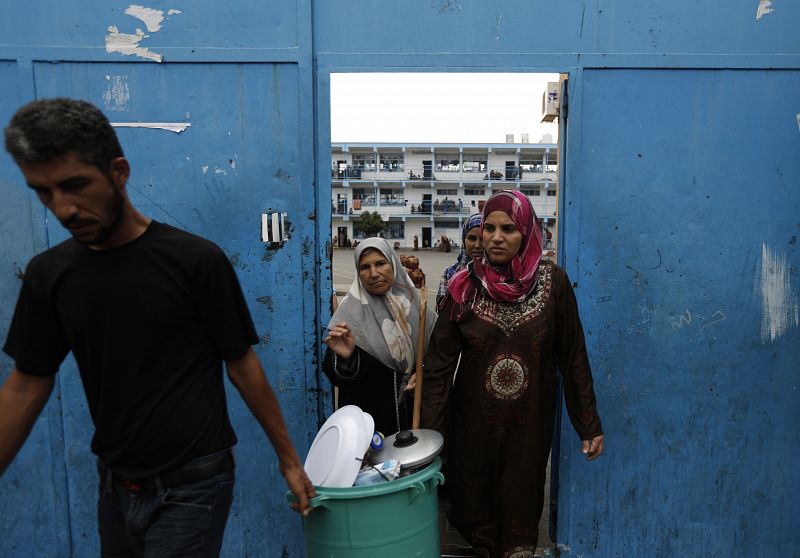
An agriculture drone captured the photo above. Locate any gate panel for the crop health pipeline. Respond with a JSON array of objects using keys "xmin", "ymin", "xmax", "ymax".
[
  {"xmin": 559, "ymin": 69, "xmax": 800, "ymax": 556},
  {"xmin": 0, "ymin": 60, "xmax": 72, "ymax": 558},
  {"xmin": 28, "ymin": 61, "xmax": 309, "ymax": 557}
]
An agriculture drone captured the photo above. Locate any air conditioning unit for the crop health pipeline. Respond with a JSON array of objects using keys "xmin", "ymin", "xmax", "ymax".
[{"xmin": 541, "ymin": 82, "xmax": 559, "ymax": 123}]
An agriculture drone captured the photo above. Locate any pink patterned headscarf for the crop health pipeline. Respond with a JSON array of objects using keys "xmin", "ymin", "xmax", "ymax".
[{"xmin": 448, "ymin": 190, "xmax": 543, "ymax": 304}]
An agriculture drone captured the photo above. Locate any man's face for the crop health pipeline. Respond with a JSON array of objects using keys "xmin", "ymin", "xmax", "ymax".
[{"xmin": 19, "ymin": 153, "xmax": 128, "ymax": 249}]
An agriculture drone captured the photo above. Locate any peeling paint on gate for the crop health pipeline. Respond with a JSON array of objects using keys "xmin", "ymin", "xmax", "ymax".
[
  {"xmin": 105, "ymin": 26, "xmax": 163, "ymax": 62},
  {"xmin": 757, "ymin": 243, "xmax": 799, "ymax": 343},
  {"xmin": 105, "ymin": 5, "xmax": 182, "ymax": 62},
  {"xmin": 124, "ymin": 5, "xmax": 182, "ymax": 32},
  {"xmin": 756, "ymin": 0, "xmax": 774, "ymax": 20},
  {"xmin": 110, "ymin": 122, "xmax": 191, "ymax": 133},
  {"xmin": 103, "ymin": 76, "xmax": 129, "ymax": 111}
]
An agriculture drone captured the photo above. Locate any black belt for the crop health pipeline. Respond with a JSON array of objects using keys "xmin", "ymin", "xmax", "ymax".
[{"xmin": 99, "ymin": 449, "xmax": 235, "ymax": 493}]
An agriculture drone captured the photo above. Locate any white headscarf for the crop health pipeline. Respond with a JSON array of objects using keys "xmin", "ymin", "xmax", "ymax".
[{"xmin": 329, "ymin": 238, "xmax": 436, "ymax": 373}]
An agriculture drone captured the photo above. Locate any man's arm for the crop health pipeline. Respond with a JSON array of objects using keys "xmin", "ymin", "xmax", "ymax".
[
  {"xmin": 226, "ymin": 347, "xmax": 316, "ymax": 515},
  {"xmin": 0, "ymin": 369, "xmax": 55, "ymax": 476}
]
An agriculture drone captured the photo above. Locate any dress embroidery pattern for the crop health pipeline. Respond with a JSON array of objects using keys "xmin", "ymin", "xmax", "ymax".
[
  {"xmin": 485, "ymin": 353, "xmax": 529, "ymax": 400},
  {"xmin": 472, "ymin": 262, "xmax": 553, "ymax": 337}
]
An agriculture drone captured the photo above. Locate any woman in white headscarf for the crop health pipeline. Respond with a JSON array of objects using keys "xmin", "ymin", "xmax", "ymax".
[{"xmin": 323, "ymin": 238, "xmax": 437, "ymax": 435}]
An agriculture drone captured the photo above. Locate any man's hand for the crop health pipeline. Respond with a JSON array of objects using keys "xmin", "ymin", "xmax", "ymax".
[
  {"xmin": 226, "ymin": 348, "xmax": 316, "ymax": 515},
  {"xmin": 581, "ymin": 434, "xmax": 604, "ymax": 461},
  {"xmin": 282, "ymin": 461, "xmax": 316, "ymax": 516}
]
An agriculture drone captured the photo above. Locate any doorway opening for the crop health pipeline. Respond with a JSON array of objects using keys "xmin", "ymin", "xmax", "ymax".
[
  {"xmin": 328, "ymin": 72, "xmax": 565, "ymax": 556},
  {"xmin": 330, "ymin": 73, "xmax": 561, "ymax": 301}
]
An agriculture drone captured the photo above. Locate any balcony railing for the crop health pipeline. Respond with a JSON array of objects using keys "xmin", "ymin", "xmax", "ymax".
[
  {"xmin": 332, "ymin": 164, "xmax": 556, "ymax": 182},
  {"xmin": 331, "ymin": 205, "xmax": 472, "ymax": 217}
]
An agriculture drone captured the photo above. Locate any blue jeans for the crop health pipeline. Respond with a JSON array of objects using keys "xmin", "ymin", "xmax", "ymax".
[{"xmin": 98, "ymin": 455, "xmax": 235, "ymax": 557}]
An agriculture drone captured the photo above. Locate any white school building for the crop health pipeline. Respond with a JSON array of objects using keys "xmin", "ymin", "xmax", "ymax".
[{"xmin": 331, "ymin": 142, "xmax": 559, "ymax": 253}]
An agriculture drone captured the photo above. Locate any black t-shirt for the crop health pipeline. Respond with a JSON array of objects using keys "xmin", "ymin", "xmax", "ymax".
[{"xmin": 3, "ymin": 221, "xmax": 259, "ymax": 478}]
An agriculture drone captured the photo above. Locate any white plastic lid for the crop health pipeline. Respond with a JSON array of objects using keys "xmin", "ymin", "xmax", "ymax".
[{"xmin": 304, "ymin": 405, "xmax": 373, "ymax": 487}]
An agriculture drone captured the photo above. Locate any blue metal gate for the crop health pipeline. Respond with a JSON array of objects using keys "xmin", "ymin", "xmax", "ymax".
[
  {"xmin": 557, "ymin": 68, "xmax": 800, "ymax": 556},
  {"xmin": 1, "ymin": 1, "xmax": 799, "ymax": 556}
]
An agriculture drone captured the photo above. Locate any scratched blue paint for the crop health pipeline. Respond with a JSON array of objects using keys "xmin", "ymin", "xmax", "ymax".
[
  {"xmin": 0, "ymin": 60, "xmax": 72, "ymax": 557},
  {"xmin": 312, "ymin": 1, "xmax": 798, "ymax": 56},
  {"xmin": 0, "ymin": 1, "xmax": 300, "ymax": 51},
  {"xmin": 1, "ymin": 1, "xmax": 799, "ymax": 557},
  {"xmin": 557, "ymin": 68, "xmax": 800, "ymax": 556}
]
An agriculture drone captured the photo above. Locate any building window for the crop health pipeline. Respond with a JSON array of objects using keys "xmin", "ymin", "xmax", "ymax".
[
  {"xmin": 353, "ymin": 187, "xmax": 377, "ymax": 206},
  {"xmin": 380, "ymin": 188, "xmax": 405, "ymax": 206},
  {"xmin": 436, "ymin": 189, "xmax": 458, "ymax": 196},
  {"xmin": 462, "ymin": 154, "xmax": 487, "ymax": 173},
  {"xmin": 519, "ymin": 158, "xmax": 543, "ymax": 173},
  {"xmin": 385, "ymin": 221, "xmax": 405, "ymax": 239},
  {"xmin": 547, "ymin": 189, "xmax": 557, "ymax": 196},
  {"xmin": 352, "ymin": 224, "xmax": 369, "ymax": 238},
  {"xmin": 434, "ymin": 221, "xmax": 461, "ymax": 231},
  {"xmin": 352, "ymin": 154, "xmax": 376, "ymax": 171},
  {"xmin": 356, "ymin": 221, "xmax": 405, "ymax": 239},
  {"xmin": 435, "ymin": 153, "xmax": 460, "ymax": 172},
  {"xmin": 379, "ymin": 152, "xmax": 404, "ymax": 171},
  {"xmin": 464, "ymin": 188, "xmax": 485, "ymax": 196},
  {"xmin": 522, "ymin": 188, "xmax": 541, "ymax": 196}
]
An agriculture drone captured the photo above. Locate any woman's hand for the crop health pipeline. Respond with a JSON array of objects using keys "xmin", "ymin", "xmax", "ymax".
[
  {"xmin": 324, "ymin": 322, "xmax": 355, "ymax": 360},
  {"xmin": 581, "ymin": 434, "xmax": 604, "ymax": 461},
  {"xmin": 404, "ymin": 373, "xmax": 416, "ymax": 392}
]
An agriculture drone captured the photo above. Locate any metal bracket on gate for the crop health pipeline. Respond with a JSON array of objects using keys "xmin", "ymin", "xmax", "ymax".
[{"xmin": 261, "ymin": 210, "xmax": 289, "ymax": 246}]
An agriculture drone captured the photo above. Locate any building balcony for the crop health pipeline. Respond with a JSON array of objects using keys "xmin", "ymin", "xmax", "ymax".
[
  {"xmin": 331, "ymin": 206, "xmax": 473, "ymax": 219},
  {"xmin": 332, "ymin": 164, "xmax": 556, "ymax": 186}
]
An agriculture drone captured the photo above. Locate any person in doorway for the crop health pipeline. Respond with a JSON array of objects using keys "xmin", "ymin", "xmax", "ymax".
[
  {"xmin": 0, "ymin": 98, "xmax": 315, "ymax": 556},
  {"xmin": 436, "ymin": 213, "xmax": 482, "ymax": 310},
  {"xmin": 441, "ymin": 235, "xmax": 452, "ymax": 253},
  {"xmin": 323, "ymin": 238, "xmax": 436, "ymax": 435},
  {"xmin": 422, "ymin": 190, "xmax": 604, "ymax": 558}
]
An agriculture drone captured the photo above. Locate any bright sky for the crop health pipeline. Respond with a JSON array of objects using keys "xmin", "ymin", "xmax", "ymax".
[{"xmin": 331, "ymin": 73, "xmax": 560, "ymax": 144}]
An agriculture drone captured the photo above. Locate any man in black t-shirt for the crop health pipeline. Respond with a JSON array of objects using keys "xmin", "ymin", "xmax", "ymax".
[{"xmin": 0, "ymin": 98, "xmax": 315, "ymax": 556}]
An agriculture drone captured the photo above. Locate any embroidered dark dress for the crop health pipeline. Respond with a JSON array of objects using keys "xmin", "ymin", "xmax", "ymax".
[{"xmin": 421, "ymin": 260, "xmax": 602, "ymax": 558}]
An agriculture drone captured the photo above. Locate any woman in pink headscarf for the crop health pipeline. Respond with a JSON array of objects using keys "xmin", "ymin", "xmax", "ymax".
[{"xmin": 421, "ymin": 190, "xmax": 604, "ymax": 558}]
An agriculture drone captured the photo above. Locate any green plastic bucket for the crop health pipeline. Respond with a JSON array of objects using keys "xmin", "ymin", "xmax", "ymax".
[{"xmin": 289, "ymin": 457, "xmax": 445, "ymax": 558}]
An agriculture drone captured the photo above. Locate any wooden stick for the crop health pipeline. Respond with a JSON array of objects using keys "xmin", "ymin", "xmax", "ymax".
[{"xmin": 412, "ymin": 286, "xmax": 428, "ymax": 429}]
